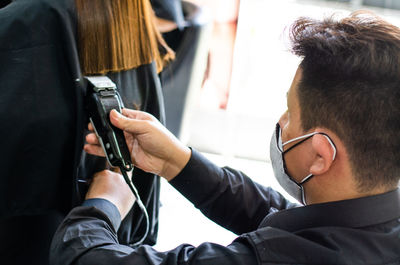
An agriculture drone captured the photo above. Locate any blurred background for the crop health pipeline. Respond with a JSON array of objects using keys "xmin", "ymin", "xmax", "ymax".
[{"xmin": 155, "ymin": 0, "xmax": 400, "ymax": 251}]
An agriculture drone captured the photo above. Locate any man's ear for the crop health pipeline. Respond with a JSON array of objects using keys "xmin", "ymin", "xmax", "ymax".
[{"xmin": 309, "ymin": 133, "xmax": 336, "ymax": 175}]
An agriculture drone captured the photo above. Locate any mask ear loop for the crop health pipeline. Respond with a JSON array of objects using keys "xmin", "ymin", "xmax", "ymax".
[
  {"xmin": 300, "ymin": 186, "xmax": 307, "ymax": 205},
  {"xmin": 303, "ymin": 134, "xmax": 337, "ymax": 205},
  {"xmin": 283, "ymin": 131, "xmax": 320, "ymax": 147},
  {"xmin": 320, "ymin": 134, "xmax": 337, "ymax": 161},
  {"xmin": 299, "ymin": 173, "xmax": 313, "ymax": 205},
  {"xmin": 281, "ymin": 129, "xmax": 337, "ymax": 205}
]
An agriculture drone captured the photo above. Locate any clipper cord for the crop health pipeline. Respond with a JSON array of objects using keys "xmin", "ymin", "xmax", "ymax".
[{"xmin": 119, "ymin": 167, "xmax": 150, "ymax": 247}]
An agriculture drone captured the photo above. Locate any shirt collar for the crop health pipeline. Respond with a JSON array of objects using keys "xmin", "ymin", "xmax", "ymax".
[{"xmin": 260, "ymin": 188, "xmax": 400, "ymax": 232}]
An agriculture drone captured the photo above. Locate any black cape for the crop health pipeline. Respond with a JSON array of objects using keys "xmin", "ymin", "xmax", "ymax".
[
  {"xmin": 151, "ymin": 0, "xmax": 185, "ymax": 29},
  {"xmin": 0, "ymin": 0, "xmax": 164, "ymax": 263}
]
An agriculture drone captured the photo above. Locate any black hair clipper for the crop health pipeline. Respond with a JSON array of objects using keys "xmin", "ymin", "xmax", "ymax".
[
  {"xmin": 85, "ymin": 76, "xmax": 132, "ymax": 171},
  {"xmin": 84, "ymin": 76, "xmax": 149, "ymax": 247}
]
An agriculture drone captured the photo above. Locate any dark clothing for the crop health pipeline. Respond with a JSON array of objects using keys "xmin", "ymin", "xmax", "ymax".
[
  {"xmin": 0, "ymin": 0, "xmax": 80, "ymax": 219},
  {"xmin": 1, "ymin": 212, "xmax": 65, "ymax": 265},
  {"xmin": 150, "ymin": 0, "xmax": 185, "ymax": 29},
  {"xmin": 51, "ymin": 149, "xmax": 400, "ymax": 265},
  {"xmin": 1, "ymin": 0, "xmax": 164, "ymax": 264}
]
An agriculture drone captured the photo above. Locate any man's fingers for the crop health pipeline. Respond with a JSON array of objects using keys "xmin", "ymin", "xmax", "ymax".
[
  {"xmin": 84, "ymin": 144, "xmax": 105, "ymax": 157},
  {"xmin": 86, "ymin": 133, "xmax": 99, "ymax": 145},
  {"xmin": 88, "ymin": 122, "xmax": 94, "ymax": 131}
]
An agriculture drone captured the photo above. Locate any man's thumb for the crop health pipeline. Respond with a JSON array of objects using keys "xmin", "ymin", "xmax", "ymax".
[{"xmin": 110, "ymin": 109, "xmax": 145, "ymax": 134}]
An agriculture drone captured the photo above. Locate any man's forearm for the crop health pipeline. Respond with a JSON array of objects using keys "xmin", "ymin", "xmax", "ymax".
[
  {"xmin": 169, "ymin": 149, "xmax": 298, "ymax": 235},
  {"xmin": 50, "ymin": 202, "xmax": 125, "ymax": 265},
  {"xmin": 50, "ymin": 199, "xmax": 258, "ymax": 265}
]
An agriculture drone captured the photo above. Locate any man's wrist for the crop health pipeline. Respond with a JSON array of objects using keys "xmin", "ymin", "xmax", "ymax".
[{"xmin": 162, "ymin": 146, "xmax": 191, "ymax": 181}]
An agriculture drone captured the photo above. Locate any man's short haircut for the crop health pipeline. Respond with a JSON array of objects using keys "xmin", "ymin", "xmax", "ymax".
[{"xmin": 290, "ymin": 11, "xmax": 400, "ymax": 191}]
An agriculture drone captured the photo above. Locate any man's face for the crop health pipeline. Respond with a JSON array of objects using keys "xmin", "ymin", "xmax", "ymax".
[{"xmin": 278, "ymin": 67, "xmax": 314, "ymax": 182}]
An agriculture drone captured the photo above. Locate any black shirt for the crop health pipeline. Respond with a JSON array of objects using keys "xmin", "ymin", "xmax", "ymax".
[{"xmin": 50, "ymin": 149, "xmax": 400, "ymax": 265}]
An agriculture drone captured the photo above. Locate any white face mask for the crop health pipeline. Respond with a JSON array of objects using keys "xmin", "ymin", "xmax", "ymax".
[{"xmin": 270, "ymin": 123, "xmax": 336, "ymax": 205}]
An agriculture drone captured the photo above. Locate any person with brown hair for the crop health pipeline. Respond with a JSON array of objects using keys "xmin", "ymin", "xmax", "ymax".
[
  {"xmin": 50, "ymin": 10, "xmax": 400, "ymax": 265},
  {"xmin": 0, "ymin": 0, "xmax": 171, "ymax": 264}
]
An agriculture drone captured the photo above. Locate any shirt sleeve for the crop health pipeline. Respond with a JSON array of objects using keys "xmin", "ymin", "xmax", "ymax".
[
  {"xmin": 169, "ymin": 149, "xmax": 298, "ymax": 235},
  {"xmin": 50, "ymin": 203, "xmax": 258, "ymax": 265},
  {"xmin": 82, "ymin": 198, "xmax": 121, "ymax": 231}
]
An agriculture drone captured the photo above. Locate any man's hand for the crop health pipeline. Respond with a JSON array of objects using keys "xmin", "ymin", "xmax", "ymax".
[
  {"xmin": 84, "ymin": 108, "xmax": 191, "ymax": 181},
  {"xmin": 86, "ymin": 170, "xmax": 135, "ymax": 220}
]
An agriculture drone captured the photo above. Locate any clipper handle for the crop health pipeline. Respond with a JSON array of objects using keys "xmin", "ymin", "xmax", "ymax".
[{"xmin": 85, "ymin": 76, "xmax": 132, "ymax": 171}]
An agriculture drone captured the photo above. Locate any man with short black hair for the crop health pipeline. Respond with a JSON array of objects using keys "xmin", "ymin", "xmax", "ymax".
[{"xmin": 51, "ymin": 11, "xmax": 400, "ymax": 265}]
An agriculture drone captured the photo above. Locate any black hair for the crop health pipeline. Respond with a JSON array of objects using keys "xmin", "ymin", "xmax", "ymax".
[{"xmin": 290, "ymin": 11, "xmax": 400, "ymax": 191}]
